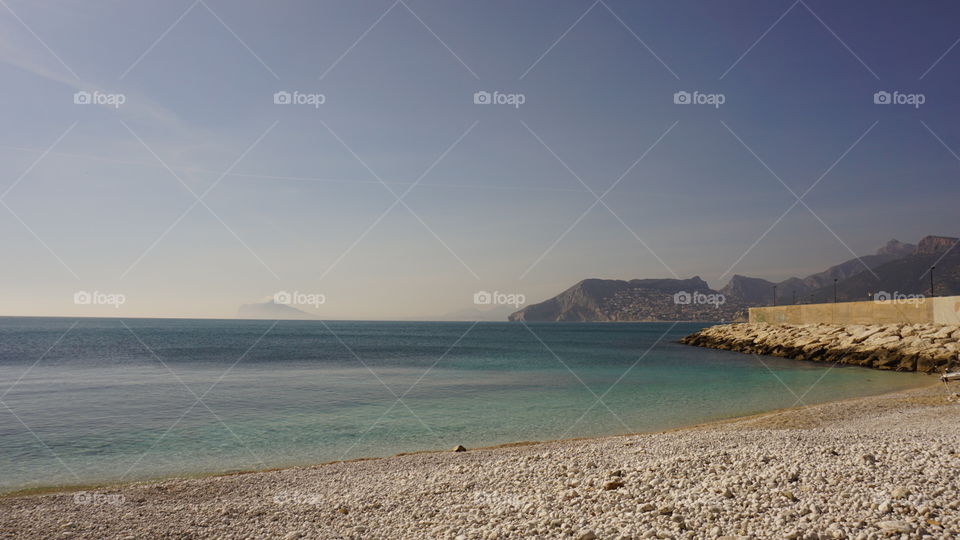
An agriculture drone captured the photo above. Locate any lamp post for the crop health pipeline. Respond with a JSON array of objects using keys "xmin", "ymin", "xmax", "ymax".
[
  {"xmin": 833, "ymin": 278, "xmax": 838, "ymax": 303},
  {"xmin": 930, "ymin": 266, "xmax": 935, "ymax": 297},
  {"xmin": 773, "ymin": 285, "xmax": 777, "ymax": 306}
]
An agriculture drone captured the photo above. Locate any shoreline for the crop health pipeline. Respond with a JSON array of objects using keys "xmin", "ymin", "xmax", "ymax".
[
  {"xmin": 1, "ymin": 375, "xmax": 939, "ymax": 500},
  {"xmin": 3, "ymin": 379, "xmax": 957, "ymax": 539}
]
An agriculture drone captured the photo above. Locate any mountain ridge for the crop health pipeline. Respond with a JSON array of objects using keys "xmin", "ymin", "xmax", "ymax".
[{"xmin": 509, "ymin": 236, "xmax": 957, "ymax": 322}]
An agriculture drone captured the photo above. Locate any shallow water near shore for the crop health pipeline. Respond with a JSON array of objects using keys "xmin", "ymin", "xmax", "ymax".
[{"xmin": 0, "ymin": 317, "xmax": 930, "ymax": 493}]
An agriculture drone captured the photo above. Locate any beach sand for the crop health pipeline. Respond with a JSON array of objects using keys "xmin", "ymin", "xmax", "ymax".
[{"xmin": 1, "ymin": 383, "xmax": 958, "ymax": 539}]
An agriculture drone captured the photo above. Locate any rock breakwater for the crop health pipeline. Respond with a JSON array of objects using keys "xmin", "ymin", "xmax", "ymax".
[{"xmin": 681, "ymin": 323, "xmax": 959, "ymax": 373}]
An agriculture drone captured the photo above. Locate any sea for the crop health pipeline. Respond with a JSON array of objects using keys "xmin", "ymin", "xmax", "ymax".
[{"xmin": 0, "ymin": 317, "xmax": 929, "ymax": 493}]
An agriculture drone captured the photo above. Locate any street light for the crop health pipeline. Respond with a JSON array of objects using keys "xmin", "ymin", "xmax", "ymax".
[
  {"xmin": 773, "ymin": 285, "xmax": 777, "ymax": 306},
  {"xmin": 930, "ymin": 266, "xmax": 936, "ymax": 297},
  {"xmin": 833, "ymin": 278, "xmax": 838, "ymax": 303}
]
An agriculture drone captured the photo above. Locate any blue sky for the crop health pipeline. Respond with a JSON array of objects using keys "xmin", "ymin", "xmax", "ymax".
[{"xmin": 1, "ymin": 0, "xmax": 959, "ymax": 319}]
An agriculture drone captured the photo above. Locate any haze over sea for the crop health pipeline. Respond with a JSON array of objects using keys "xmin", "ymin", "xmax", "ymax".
[{"xmin": 0, "ymin": 317, "xmax": 928, "ymax": 493}]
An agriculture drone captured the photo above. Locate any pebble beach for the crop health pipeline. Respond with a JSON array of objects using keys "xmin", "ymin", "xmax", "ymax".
[{"xmin": 2, "ymin": 383, "xmax": 958, "ymax": 540}]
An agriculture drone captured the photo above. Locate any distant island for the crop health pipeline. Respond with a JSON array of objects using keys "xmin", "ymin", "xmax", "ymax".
[
  {"xmin": 509, "ymin": 236, "xmax": 958, "ymax": 322},
  {"xmin": 237, "ymin": 301, "xmax": 313, "ymax": 320}
]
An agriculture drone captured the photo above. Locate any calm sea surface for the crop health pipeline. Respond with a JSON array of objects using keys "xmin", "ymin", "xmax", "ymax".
[{"xmin": 0, "ymin": 317, "xmax": 929, "ymax": 493}]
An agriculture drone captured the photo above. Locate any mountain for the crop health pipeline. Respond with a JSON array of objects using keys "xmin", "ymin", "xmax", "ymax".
[
  {"xmin": 799, "ymin": 239, "xmax": 915, "ymax": 290},
  {"xmin": 877, "ymin": 238, "xmax": 917, "ymax": 257},
  {"xmin": 720, "ymin": 275, "xmax": 777, "ymax": 306},
  {"xmin": 915, "ymin": 235, "xmax": 955, "ymax": 255},
  {"xmin": 237, "ymin": 301, "xmax": 313, "ymax": 319},
  {"xmin": 734, "ymin": 239, "xmax": 919, "ymax": 305},
  {"xmin": 509, "ymin": 277, "xmax": 741, "ymax": 322},
  {"xmin": 509, "ymin": 278, "xmax": 634, "ymax": 322},
  {"xmin": 815, "ymin": 235, "xmax": 958, "ymax": 302},
  {"xmin": 508, "ymin": 236, "xmax": 950, "ymax": 322}
]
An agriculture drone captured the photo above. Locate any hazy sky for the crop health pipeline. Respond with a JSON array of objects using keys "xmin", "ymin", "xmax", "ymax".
[{"xmin": 2, "ymin": 0, "xmax": 959, "ymax": 319}]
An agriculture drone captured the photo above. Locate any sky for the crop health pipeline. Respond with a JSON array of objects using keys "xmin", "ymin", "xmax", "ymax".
[{"xmin": 1, "ymin": 0, "xmax": 959, "ymax": 320}]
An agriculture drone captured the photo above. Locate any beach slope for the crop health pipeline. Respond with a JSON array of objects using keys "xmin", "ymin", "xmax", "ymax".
[{"xmin": 1, "ymin": 385, "xmax": 958, "ymax": 539}]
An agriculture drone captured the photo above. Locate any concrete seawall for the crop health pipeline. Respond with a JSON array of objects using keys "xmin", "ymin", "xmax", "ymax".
[
  {"xmin": 748, "ymin": 295, "xmax": 960, "ymax": 325},
  {"xmin": 681, "ymin": 323, "xmax": 959, "ymax": 373}
]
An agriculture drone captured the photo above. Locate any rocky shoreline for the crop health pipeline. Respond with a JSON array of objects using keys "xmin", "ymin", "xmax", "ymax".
[
  {"xmin": 681, "ymin": 323, "xmax": 960, "ymax": 373},
  {"xmin": 1, "ymin": 385, "xmax": 958, "ymax": 539}
]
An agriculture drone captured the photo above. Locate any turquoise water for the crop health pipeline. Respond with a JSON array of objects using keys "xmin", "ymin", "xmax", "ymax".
[{"xmin": 0, "ymin": 317, "xmax": 929, "ymax": 493}]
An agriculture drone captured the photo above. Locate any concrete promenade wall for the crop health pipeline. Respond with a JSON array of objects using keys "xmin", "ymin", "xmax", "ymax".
[{"xmin": 748, "ymin": 295, "xmax": 960, "ymax": 325}]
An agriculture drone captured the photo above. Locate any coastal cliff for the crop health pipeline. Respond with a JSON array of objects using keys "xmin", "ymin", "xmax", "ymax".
[
  {"xmin": 681, "ymin": 323, "xmax": 959, "ymax": 373},
  {"xmin": 508, "ymin": 277, "xmax": 733, "ymax": 322}
]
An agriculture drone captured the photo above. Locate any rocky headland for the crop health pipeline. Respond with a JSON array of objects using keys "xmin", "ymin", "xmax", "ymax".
[{"xmin": 681, "ymin": 323, "xmax": 960, "ymax": 373}]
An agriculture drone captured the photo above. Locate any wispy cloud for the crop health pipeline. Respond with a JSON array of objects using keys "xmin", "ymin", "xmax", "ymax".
[{"xmin": 0, "ymin": 10, "xmax": 217, "ymax": 148}]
